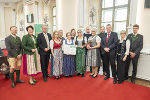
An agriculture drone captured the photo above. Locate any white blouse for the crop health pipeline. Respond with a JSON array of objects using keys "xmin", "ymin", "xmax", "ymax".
[
  {"xmin": 88, "ymin": 35, "xmax": 101, "ymax": 43},
  {"xmin": 50, "ymin": 40, "xmax": 61, "ymax": 49},
  {"xmin": 120, "ymin": 37, "xmax": 130, "ymax": 55},
  {"xmin": 76, "ymin": 36, "xmax": 87, "ymax": 43},
  {"xmin": 62, "ymin": 39, "xmax": 75, "ymax": 51}
]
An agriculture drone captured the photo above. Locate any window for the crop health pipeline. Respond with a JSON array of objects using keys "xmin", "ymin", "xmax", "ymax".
[
  {"xmin": 53, "ymin": 6, "xmax": 56, "ymax": 31},
  {"xmin": 101, "ymin": 0, "xmax": 130, "ymax": 34}
]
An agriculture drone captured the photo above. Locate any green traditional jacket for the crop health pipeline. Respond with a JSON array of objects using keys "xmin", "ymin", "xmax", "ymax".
[
  {"xmin": 22, "ymin": 34, "xmax": 37, "ymax": 55},
  {"xmin": 5, "ymin": 35, "xmax": 22, "ymax": 58}
]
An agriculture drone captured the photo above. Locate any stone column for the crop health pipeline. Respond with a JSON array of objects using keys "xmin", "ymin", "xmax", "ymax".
[{"xmin": 56, "ymin": 0, "xmax": 78, "ymax": 34}]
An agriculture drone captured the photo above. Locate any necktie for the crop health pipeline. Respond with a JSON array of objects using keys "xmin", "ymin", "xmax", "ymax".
[
  {"xmin": 44, "ymin": 34, "xmax": 49, "ymax": 49},
  {"xmin": 106, "ymin": 33, "xmax": 110, "ymax": 47}
]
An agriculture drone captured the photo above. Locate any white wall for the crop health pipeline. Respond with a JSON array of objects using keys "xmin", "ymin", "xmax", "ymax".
[
  {"xmin": 126, "ymin": 0, "xmax": 150, "ymax": 80},
  {"xmin": 0, "ymin": 6, "xmax": 5, "ymax": 38},
  {"xmin": 0, "ymin": 2, "xmax": 16, "ymax": 38},
  {"xmin": 129, "ymin": 0, "xmax": 139, "ymax": 26},
  {"xmin": 129, "ymin": 0, "xmax": 150, "ymax": 51},
  {"xmin": 56, "ymin": 0, "xmax": 78, "ymax": 34},
  {"xmin": 0, "ymin": 2, "xmax": 17, "ymax": 49},
  {"xmin": 136, "ymin": 0, "xmax": 150, "ymax": 48}
]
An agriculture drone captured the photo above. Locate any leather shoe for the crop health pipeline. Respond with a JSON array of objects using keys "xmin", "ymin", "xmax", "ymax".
[
  {"xmin": 131, "ymin": 78, "xmax": 135, "ymax": 84},
  {"xmin": 76, "ymin": 73, "xmax": 81, "ymax": 76},
  {"xmin": 118, "ymin": 80, "xmax": 124, "ymax": 84},
  {"xmin": 47, "ymin": 74, "xmax": 51, "ymax": 78},
  {"xmin": 104, "ymin": 76, "xmax": 110, "ymax": 80},
  {"xmin": 92, "ymin": 75, "xmax": 97, "ymax": 78},
  {"xmin": 16, "ymin": 80, "xmax": 25, "ymax": 83},
  {"xmin": 33, "ymin": 80, "xmax": 37, "ymax": 83},
  {"xmin": 89, "ymin": 73, "xmax": 94, "ymax": 76},
  {"xmin": 11, "ymin": 82, "xmax": 15, "ymax": 88},
  {"xmin": 44, "ymin": 77, "xmax": 47, "ymax": 82},
  {"xmin": 82, "ymin": 74, "xmax": 85, "ymax": 77},
  {"xmin": 28, "ymin": 81, "xmax": 35, "ymax": 85},
  {"xmin": 113, "ymin": 78, "xmax": 117, "ymax": 84}
]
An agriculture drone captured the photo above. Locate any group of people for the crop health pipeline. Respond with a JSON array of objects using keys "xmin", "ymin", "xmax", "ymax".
[{"xmin": 4, "ymin": 24, "xmax": 143, "ymax": 88}]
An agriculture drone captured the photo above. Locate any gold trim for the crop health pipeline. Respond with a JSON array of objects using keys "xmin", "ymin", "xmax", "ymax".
[{"xmin": 35, "ymin": 1, "xmax": 38, "ymax": 5}]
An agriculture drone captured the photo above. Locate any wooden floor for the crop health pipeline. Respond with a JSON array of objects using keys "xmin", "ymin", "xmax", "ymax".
[{"xmin": 126, "ymin": 78, "xmax": 150, "ymax": 88}]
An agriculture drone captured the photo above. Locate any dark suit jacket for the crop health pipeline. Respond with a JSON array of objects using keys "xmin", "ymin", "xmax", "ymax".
[
  {"xmin": 0, "ymin": 48, "xmax": 4, "ymax": 57},
  {"xmin": 101, "ymin": 32, "xmax": 118, "ymax": 55},
  {"xmin": 84, "ymin": 33, "xmax": 92, "ymax": 40},
  {"xmin": 127, "ymin": 33, "xmax": 143, "ymax": 55},
  {"xmin": 98, "ymin": 32, "xmax": 105, "ymax": 38},
  {"xmin": 5, "ymin": 35, "xmax": 22, "ymax": 58},
  {"xmin": 37, "ymin": 33, "xmax": 52, "ymax": 55},
  {"xmin": 98, "ymin": 32, "xmax": 105, "ymax": 54}
]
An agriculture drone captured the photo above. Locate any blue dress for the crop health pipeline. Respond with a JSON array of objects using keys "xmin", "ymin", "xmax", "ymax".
[
  {"xmin": 63, "ymin": 39, "xmax": 76, "ymax": 76},
  {"xmin": 50, "ymin": 54, "xmax": 53, "ymax": 76}
]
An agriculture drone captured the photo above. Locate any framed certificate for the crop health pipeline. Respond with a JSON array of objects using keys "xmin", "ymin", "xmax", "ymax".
[
  {"xmin": 69, "ymin": 45, "xmax": 76, "ymax": 55},
  {"xmin": 63, "ymin": 45, "xmax": 76, "ymax": 55}
]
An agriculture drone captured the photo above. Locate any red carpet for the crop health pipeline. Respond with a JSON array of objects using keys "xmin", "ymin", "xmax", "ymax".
[
  {"xmin": 0, "ymin": 50, "xmax": 150, "ymax": 100},
  {"xmin": 0, "ymin": 73, "xmax": 150, "ymax": 100}
]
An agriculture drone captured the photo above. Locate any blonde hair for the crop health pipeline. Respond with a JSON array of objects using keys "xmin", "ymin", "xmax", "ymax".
[
  {"xmin": 52, "ymin": 31, "xmax": 59, "ymax": 40},
  {"xmin": 77, "ymin": 29, "xmax": 83, "ymax": 36},
  {"xmin": 77, "ymin": 29, "xmax": 82, "ymax": 33}
]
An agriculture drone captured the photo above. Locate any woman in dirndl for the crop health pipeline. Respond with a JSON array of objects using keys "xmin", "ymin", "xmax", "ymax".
[
  {"xmin": 22, "ymin": 25, "xmax": 41, "ymax": 85},
  {"xmin": 116, "ymin": 30, "xmax": 130, "ymax": 84},
  {"xmin": 86, "ymin": 28, "xmax": 101, "ymax": 78},
  {"xmin": 62, "ymin": 32, "xmax": 76, "ymax": 77},
  {"xmin": 71, "ymin": 29, "xmax": 76, "ymax": 40},
  {"xmin": 75, "ymin": 30, "xmax": 87, "ymax": 77},
  {"xmin": 50, "ymin": 31, "xmax": 63, "ymax": 79}
]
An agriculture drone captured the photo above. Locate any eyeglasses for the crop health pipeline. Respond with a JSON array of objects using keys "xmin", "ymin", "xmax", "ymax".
[
  {"xmin": 133, "ymin": 27, "xmax": 139, "ymax": 29},
  {"xmin": 120, "ymin": 33, "xmax": 126, "ymax": 34}
]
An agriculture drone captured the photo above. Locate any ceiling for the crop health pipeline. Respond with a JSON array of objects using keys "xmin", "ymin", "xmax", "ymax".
[{"xmin": 0, "ymin": 0, "xmax": 22, "ymax": 3}]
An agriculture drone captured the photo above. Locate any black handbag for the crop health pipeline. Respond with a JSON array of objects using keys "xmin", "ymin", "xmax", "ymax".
[
  {"xmin": 0, "ymin": 63, "xmax": 10, "ymax": 74},
  {"xmin": 0, "ymin": 56, "xmax": 10, "ymax": 74}
]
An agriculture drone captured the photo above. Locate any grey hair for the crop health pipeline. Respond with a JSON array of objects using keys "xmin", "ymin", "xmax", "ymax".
[{"xmin": 91, "ymin": 28, "xmax": 97, "ymax": 33}]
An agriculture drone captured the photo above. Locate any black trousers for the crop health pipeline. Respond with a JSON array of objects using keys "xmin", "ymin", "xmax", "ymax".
[
  {"xmin": 101, "ymin": 54, "xmax": 106, "ymax": 73},
  {"xmin": 103, "ymin": 53, "xmax": 117, "ymax": 78},
  {"xmin": 125, "ymin": 54, "xmax": 140, "ymax": 79},
  {"xmin": 117, "ymin": 55, "xmax": 125, "ymax": 81},
  {"xmin": 40, "ymin": 53, "xmax": 50, "ymax": 78}
]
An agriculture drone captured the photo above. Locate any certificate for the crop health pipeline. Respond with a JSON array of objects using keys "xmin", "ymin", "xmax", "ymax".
[{"xmin": 63, "ymin": 45, "xmax": 76, "ymax": 55}]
